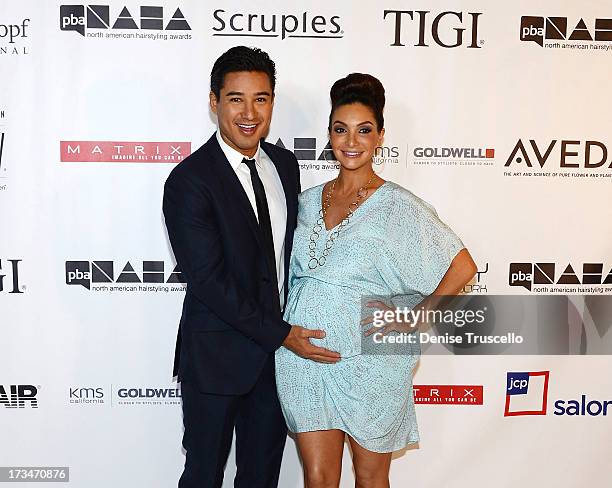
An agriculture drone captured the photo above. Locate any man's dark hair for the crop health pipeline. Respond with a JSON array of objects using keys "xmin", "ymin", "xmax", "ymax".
[{"xmin": 210, "ymin": 46, "xmax": 276, "ymax": 99}]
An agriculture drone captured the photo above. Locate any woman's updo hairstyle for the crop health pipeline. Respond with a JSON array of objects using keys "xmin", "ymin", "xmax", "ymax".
[{"xmin": 328, "ymin": 73, "xmax": 385, "ymax": 132}]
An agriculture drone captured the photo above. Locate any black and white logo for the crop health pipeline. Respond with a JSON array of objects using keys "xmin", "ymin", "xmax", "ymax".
[
  {"xmin": 115, "ymin": 386, "xmax": 181, "ymax": 406},
  {"xmin": 65, "ymin": 260, "xmax": 185, "ymax": 291},
  {"xmin": 412, "ymin": 145, "xmax": 495, "ymax": 168},
  {"xmin": 275, "ymin": 137, "xmax": 337, "ymax": 172},
  {"xmin": 0, "ymin": 259, "xmax": 25, "ymax": 294},
  {"xmin": 509, "ymin": 262, "xmax": 612, "ymax": 292},
  {"xmin": 212, "ymin": 9, "xmax": 343, "ymax": 40},
  {"xmin": 504, "ymin": 139, "xmax": 612, "ymax": 179},
  {"xmin": 520, "ymin": 16, "xmax": 612, "ymax": 51},
  {"xmin": 60, "ymin": 5, "xmax": 190, "ymax": 39},
  {"xmin": 463, "ymin": 263, "xmax": 489, "ymax": 294},
  {"xmin": 69, "ymin": 386, "xmax": 105, "ymax": 405},
  {"xmin": 0, "ymin": 112, "xmax": 5, "ymax": 191},
  {"xmin": 372, "ymin": 145, "xmax": 401, "ymax": 170},
  {"xmin": 0, "ymin": 18, "xmax": 30, "ymax": 56},
  {"xmin": 383, "ymin": 10, "xmax": 483, "ymax": 48},
  {"xmin": 0, "ymin": 131, "xmax": 4, "ymax": 174},
  {"xmin": 0, "ymin": 385, "xmax": 38, "ymax": 408}
]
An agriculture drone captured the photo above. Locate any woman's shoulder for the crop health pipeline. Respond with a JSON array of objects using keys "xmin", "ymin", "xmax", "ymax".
[
  {"xmin": 383, "ymin": 181, "xmax": 437, "ymax": 216},
  {"xmin": 298, "ymin": 182, "xmax": 326, "ymax": 204}
]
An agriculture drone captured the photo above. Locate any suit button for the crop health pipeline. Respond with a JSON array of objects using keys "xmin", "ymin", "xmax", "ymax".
[{"xmin": 262, "ymin": 277, "xmax": 271, "ymax": 284}]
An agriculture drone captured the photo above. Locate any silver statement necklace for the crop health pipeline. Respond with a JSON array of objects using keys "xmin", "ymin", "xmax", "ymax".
[{"xmin": 307, "ymin": 173, "xmax": 376, "ymax": 270}]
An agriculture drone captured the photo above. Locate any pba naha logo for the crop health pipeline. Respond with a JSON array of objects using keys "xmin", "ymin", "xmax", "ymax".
[
  {"xmin": 275, "ymin": 137, "xmax": 335, "ymax": 161},
  {"xmin": 65, "ymin": 260, "xmax": 185, "ymax": 291},
  {"xmin": 274, "ymin": 137, "xmax": 398, "ymax": 173},
  {"xmin": 60, "ymin": 5, "xmax": 190, "ymax": 37},
  {"xmin": 509, "ymin": 262, "xmax": 612, "ymax": 291},
  {"xmin": 504, "ymin": 371, "xmax": 549, "ymax": 416},
  {"xmin": 520, "ymin": 16, "xmax": 612, "ymax": 47}
]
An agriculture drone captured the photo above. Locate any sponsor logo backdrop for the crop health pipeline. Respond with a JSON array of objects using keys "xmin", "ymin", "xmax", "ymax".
[{"xmin": 0, "ymin": 1, "xmax": 610, "ymax": 487}]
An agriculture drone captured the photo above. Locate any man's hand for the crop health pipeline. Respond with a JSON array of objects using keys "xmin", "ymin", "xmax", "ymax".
[{"xmin": 282, "ymin": 325, "xmax": 341, "ymax": 364}]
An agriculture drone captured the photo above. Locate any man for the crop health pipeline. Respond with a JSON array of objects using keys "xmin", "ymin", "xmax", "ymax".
[{"xmin": 163, "ymin": 46, "xmax": 340, "ymax": 488}]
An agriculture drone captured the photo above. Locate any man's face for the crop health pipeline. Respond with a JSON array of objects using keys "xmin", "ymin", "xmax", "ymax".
[{"xmin": 210, "ymin": 71, "xmax": 274, "ymax": 158}]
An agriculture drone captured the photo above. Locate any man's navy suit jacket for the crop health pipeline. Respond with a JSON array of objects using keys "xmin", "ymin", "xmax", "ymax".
[{"xmin": 163, "ymin": 133, "xmax": 300, "ymax": 395}]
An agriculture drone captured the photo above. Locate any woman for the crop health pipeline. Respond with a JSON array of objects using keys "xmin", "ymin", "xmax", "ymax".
[{"xmin": 275, "ymin": 73, "xmax": 477, "ymax": 488}]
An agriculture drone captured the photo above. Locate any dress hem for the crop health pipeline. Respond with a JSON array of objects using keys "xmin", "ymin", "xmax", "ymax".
[{"xmin": 287, "ymin": 425, "xmax": 419, "ymax": 453}]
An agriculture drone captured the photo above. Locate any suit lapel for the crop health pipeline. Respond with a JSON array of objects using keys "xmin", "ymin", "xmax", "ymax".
[
  {"xmin": 207, "ymin": 135, "xmax": 297, "ymax": 295},
  {"xmin": 207, "ymin": 136, "xmax": 262, "ymax": 245},
  {"xmin": 263, "ymin": 141, "xmax": 298, "ymax": 291}
]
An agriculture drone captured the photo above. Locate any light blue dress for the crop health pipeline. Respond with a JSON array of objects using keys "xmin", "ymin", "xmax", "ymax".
[{"xmin": 275, "ymin": 181, "xmax": 464, "ymax": 452}]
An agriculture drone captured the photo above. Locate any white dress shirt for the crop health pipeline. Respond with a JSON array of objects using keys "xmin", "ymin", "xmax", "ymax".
[{"xmin": 216, "ymin": 130, "xmax": 287, "ymax": 308}]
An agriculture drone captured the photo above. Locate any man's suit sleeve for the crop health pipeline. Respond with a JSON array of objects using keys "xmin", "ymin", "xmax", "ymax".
[
  {"xmin": 295, "ymin": 154, "xmax": 301, "ymax": 193},
  {"xmin": 163, "ymin": 169, "xmax": 290, "ymax": 352}
]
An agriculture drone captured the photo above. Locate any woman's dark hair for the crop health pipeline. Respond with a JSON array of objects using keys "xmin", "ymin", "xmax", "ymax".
[
  {"xmin": 328, "ymin": 73, "xmax": 385, "ymax": 131},
  {"xmin": 210, "ymin": 46, "xmax": 276, "ymax": 99}
]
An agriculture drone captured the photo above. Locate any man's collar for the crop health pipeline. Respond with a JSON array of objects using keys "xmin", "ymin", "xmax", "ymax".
[{"xmin": 215, "ymin": 129, "xmax": 261, "ymax": 171}]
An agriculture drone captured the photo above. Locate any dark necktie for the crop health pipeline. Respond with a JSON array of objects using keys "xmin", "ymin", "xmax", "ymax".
[{"xmin": 243, "ymin": 158, "xmax": 281, "ymax": 312}]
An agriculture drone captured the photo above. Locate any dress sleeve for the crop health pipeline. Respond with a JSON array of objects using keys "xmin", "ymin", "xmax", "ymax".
[{"xmin": 381, "ymin": 187, "xmax": 465, "ymax": 297}]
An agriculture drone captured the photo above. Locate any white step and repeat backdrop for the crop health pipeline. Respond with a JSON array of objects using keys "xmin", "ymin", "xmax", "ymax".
[{"xmin": 1, "ymin": 0, "xmax": 612, "ymax": 486}]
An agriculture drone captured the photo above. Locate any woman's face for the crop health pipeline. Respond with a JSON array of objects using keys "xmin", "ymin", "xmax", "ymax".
[{"xmin": 329, "ymin": 102, "xmax": 384, "ymax": 172}]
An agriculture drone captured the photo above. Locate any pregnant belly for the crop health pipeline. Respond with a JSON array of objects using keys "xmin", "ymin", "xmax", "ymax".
[{"xmin": 283, "ymin": 278, "xmax": 364, "ymax": 357}]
